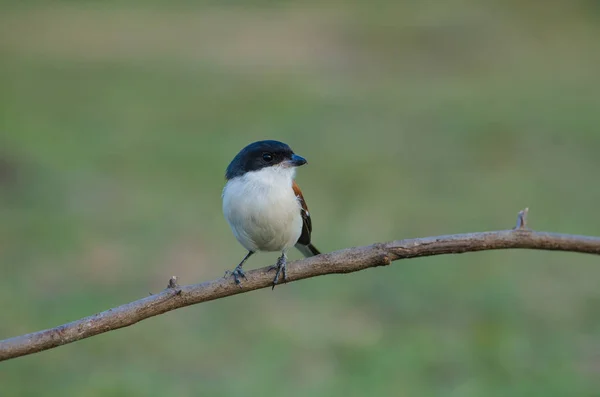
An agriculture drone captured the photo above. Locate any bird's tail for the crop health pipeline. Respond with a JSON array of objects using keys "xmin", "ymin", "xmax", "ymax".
[{"xmin": 296, "ymin": 243, "xmax": 321, "ymax": 258}]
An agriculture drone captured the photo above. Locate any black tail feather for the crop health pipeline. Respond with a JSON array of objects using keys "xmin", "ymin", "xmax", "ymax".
[{"xmin": 295, "ymin": 243, "xmax": 321, "ymax": 258}]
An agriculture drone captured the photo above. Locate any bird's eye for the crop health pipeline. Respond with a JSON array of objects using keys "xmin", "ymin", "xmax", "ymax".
[{"xmin": 262, "ymin": 153, "xmax": 274, "ymax": 162}]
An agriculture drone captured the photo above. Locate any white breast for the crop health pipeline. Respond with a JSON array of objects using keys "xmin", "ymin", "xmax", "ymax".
[{"xmin": 222, "ymin": 166, "xmax": 303, "ymax": 252}]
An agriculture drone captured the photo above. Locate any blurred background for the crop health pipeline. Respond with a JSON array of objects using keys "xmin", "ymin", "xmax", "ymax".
[{"xmin": 1, "ymin": 1, "xmax": 600, "ymax": 396}]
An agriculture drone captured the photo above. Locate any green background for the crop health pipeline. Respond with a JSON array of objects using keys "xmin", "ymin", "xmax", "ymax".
[{"xmin": 1, "ymin": 1, "xmax": 600, "ymax": 396}]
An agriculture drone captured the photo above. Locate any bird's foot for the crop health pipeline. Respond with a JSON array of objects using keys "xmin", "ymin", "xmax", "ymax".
[
  {"xmin": 267, "ymin": 254, "xmax": 287, "ymax": 290},
  {"xmin": 224, "ymin": 264, "xmax": 246, "ymax": 287}
]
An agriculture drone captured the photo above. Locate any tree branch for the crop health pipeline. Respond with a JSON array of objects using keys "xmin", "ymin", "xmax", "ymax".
[{"xmin": 1, "ymin": 208, "xmax": 599, "ymax": 362}]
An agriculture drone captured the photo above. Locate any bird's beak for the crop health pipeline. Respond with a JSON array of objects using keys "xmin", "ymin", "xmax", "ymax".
[{"xmin": 288, "ymin": 154, "xmax": 307, "ymax": 167}]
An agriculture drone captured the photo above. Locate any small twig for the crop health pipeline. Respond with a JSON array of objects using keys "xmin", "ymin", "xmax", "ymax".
[
  {"xmin": 167, "ymin": 276, "xmax": 179, "ymax": 289},
  {"xmin": 514, "ymin": 207, "xmax": 529, "ymax": 230},
  {"xmin": 1, "ymin": 208, "xmax": 599, "ymax": 362}
]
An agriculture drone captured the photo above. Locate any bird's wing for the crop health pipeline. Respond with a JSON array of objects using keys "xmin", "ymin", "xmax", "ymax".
[{"xmin": 292, "ymin": 180, "xmax": 312, "ymax": 246}]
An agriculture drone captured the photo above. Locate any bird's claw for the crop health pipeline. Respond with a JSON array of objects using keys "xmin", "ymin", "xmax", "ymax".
[
  {"xmin": 225, "ymin": 265, "xmax": 246, "ymax": 287},
  {"xmin": 268, "ymin": 255, "xmax": 287, "ymax": 289}
]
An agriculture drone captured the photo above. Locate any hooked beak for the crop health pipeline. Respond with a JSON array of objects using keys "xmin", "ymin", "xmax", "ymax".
[{"xmin": 287, "ymin": 153, "xmax": 307, "ymax": 167}]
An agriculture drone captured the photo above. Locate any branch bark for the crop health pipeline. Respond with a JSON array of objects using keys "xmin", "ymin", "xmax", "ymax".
[{"xmin": 1, "ymin": 209, "xmax": 599, "ymax": 362}]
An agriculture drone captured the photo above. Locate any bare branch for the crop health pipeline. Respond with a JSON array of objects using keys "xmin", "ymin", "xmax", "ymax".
[{"xmin": 1, "ymin": 209, "xmax": 599, "ymax": 362}]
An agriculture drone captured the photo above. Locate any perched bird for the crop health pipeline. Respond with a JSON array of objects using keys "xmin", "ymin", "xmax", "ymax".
[{"xmin": 222, "ymin": 140, "xmax": 320, "ymax": 288}]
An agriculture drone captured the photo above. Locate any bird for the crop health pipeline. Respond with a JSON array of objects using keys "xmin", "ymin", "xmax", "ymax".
[{"xmin": 222, "ymin": 140, "xmax": 320, "ymax": 288}]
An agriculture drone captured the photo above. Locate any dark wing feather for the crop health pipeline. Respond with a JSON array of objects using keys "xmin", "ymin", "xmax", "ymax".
[{"xmin": 292, "ymin": 180, "xmax": 312, "ymax": 246}]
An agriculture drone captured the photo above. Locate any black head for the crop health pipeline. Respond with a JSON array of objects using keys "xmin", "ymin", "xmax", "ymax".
[{"xmin": 225, "ymin": 140, "xmax": 307, "ymax": 180}]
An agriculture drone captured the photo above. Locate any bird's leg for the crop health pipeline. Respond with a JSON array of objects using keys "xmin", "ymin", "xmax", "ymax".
[
  {"xmin": 225, "ymin": 251, "xmax": 254, "ymax": 286},
  {"xmin": 268, "ymin": 251, "xmax": 288, "ymax": 289}
]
